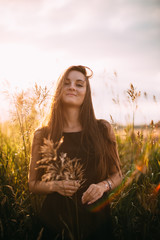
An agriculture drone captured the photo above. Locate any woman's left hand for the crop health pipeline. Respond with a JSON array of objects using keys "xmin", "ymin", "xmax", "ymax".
[{"xmin": 81, "ymin": 183, "xmax": 106, "ymax": 205}]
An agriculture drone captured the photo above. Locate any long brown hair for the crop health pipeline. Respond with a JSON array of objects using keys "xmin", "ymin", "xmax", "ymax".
[{"xmin": 45, "ymin": 65, "xmax": 121, "ymax": 181}]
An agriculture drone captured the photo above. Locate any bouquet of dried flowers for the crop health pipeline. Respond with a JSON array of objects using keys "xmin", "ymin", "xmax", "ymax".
[{"xmin": 36, "ymin": 137, "xmax": 85, "ymax": 186}]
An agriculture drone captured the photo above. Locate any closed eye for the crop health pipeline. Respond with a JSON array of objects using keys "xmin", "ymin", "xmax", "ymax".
[
  {"xmin": 76, "ymin": 84, "xmax": 83, "ymax": 87},
  {"xmin": 64, "ymin": 81, "xmax": 70, "ymax": 85}
]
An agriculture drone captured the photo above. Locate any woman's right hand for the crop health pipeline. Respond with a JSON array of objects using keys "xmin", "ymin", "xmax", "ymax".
[{"xmin": 54, "ymin": 180, "xmax": 80, "ymax": 197}]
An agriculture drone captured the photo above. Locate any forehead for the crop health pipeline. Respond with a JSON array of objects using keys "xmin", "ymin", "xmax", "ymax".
[{"xmin": 66, "ymin": 70, "xmax": 86, "ymax": 81}]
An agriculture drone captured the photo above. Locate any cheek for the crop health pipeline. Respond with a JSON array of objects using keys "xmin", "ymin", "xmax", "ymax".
[
  {"xmin": 62, "ymin": 85, "xmax": 67, "ymax": 91},
  {"xmin": 80, "ymin": 88, "xmax": 86, "ymax": 101},
  {"xmin": 61, "ymin": 89, "xmax": 66, "ymax": 102}
]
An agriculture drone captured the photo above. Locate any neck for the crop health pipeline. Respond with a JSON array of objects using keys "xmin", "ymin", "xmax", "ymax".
[{"xmin": 63, "ymin": 107, "xmax": 82, "ymax": 132}]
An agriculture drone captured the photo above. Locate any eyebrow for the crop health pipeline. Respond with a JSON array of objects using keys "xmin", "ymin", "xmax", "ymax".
[{"xmin": 66, "ymin": 78, "xmax": 85, "ymax": 83}]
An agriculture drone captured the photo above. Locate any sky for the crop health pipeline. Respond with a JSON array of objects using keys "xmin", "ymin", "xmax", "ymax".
[{"xmin": 0, "ymin": 0, "xmax": 160, "ymax": 124}]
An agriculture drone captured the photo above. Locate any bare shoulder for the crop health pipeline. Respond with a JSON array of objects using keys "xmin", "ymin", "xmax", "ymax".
[
  {"xmin": 33, "ymin": 126, "xmax": 49, "ymax": 141},
  {"xmin": 33, "ymin": 128, "xmax": 43, "ymax": 139},
  {"xmin": 97, "ymin": 119, "xmax": 116, "ymax": 141},
  {"xmin": 97, "ymin": 119, "xmax": 112, "ymax": 130}
]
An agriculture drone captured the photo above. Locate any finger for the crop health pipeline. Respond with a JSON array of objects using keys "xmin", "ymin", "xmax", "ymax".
[
  {"xmin": 64, "ymin": 185, "xmax": 79, "ymax": 193},
  {"xmin": 59, "ymin": 189, "xmax": 72, "ymax": 196},
  {"xmin": 82, "ymin": 187, "xmax": 97, "ymax": 203},
  {"xmin": 67, "ymin": 180, "xmax": 80, "ymax": 187},
  {"xmin": 64, "ymin": 189, "xmax": 77, "ymax": 197},
  {"xmin": 60, "ymin": 182, "xmax": 79, "ymax": 190},
  {"xmin": 84, "ymin": 184, "xmax": 97, "ymax": 196},
  {"xmin": 86, "ymin": 191, "xmax": 103, "ymax": 204},
  {"xmin": 88, "ymin": 195, "xmax": 100, "ymax": 205},
  {"xmin": 55, "ymin": 181, "xmax": 80, "ymax": 196},
  {"xmin": 64, "ymin": 186, "xmax": 79, "ymax": 192},
  {"xmin": 82, "ymin": 193, "xmax": 92, "ymax": 204},
  {"xmin": 82, "ymin": 188, "xmax": 102, "ymax": 204},
  {"xmin": 62, "ymin": 180, "xmax": 80, "ymax": 188},
  {"xmin": 65, "ymin": 191, "xmax": 73, "ymax": 197}
]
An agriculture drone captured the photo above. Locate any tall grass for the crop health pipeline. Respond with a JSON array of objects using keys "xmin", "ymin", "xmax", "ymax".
[
  {"xmin": 0, "ymin": 84, "xmax": 50, "ymax": 239},
  {"xmin": 112, "ymin": 123, "xmax": 160, "ymax": 240},
  {"xmin": 0, "ymin": 83, "xmax": 160, "ymax": 239},
  {"xmin": 0, "ymin": 127, "xmax": 34, "ymax": 239}
]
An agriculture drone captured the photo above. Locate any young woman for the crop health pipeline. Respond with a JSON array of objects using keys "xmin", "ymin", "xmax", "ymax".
[{"xmin": 28, "ymin": 65, "xmax": 122, "ymax": 240}]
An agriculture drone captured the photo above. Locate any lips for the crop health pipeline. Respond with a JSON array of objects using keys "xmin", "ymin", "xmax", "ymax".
[{"xmin": 66, "ymin": 93, "xmax": 76, "ymax": 96}]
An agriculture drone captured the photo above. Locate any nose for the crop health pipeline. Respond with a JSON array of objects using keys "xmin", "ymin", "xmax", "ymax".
[{"xmin": 68, "ymin": 83, "xmax": 76, "ymax": 91}]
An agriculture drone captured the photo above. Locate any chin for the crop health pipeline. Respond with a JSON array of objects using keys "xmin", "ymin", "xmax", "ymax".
[{"xmin": 63, "ymin": 101, "xmax": 81, "ymax": 108}]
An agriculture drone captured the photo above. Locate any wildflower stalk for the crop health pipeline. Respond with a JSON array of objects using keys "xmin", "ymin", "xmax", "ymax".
[{"xmin": 126, "ymin": 83, "xmax": 141, "ymax": 132}]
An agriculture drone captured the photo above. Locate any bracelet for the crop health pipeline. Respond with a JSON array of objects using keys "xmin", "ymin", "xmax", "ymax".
[
  {"xmin": 106, "ymin": 179, "xmax": 112, "ymax": 191},
  {"xmin": 103, "ymin": 179, "xmax": 112, "ymax": 191}
]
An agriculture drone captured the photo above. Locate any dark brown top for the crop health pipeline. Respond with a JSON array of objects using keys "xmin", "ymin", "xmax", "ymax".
[{"xmin": 31, "ymin": 120, "xmax": 117, "ymax": 238}]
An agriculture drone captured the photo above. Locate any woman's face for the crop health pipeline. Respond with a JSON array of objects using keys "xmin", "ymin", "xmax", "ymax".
[{"xmin": 61, "ymin": 70, "xmax": 86, "ymax": 108}]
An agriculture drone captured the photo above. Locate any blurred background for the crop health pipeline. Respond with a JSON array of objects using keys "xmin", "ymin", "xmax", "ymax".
[{"xmin": 0, "ymin": 1, "xmax": 160, "ymax": 239}]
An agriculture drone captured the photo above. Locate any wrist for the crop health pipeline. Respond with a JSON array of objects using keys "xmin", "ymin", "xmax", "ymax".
[
  {"xmin": 97, "ymin": 181, "xmax": 109, "ymax": 193},
  {"xmin": 48, "ymin": 181, "xmax": 56, "ymax": 193},
  {"xmin": 102, "ymin": 179, "xmax": 112, "ymax": 192},
  {"xmin": 106, "ymin": 179, "xmax": 112, "ymax": 191}
]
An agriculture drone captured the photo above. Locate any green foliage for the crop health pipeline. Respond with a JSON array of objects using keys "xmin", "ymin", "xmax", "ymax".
[
  {"xmin": 0, "ymin": 84, "xmax": 49, "ymax": 239},
  {"xmin": 112, "ymin": 124, "xmax": 160, "ymax": 240},
  {"xmin": 0, "ymin": 84, "xmax": 160, "ymax": 239}
]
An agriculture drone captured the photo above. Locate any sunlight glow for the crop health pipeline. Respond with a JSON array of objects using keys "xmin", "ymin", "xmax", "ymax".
[
  {"xmin": 154, "ymin": 183, "xmax": 160, "ymax": 194},
  {"xmin": 0, "ymin": 43, "xmax": 63, "ymax": 89},
  {"xmin": 88, "ymin": 164, "xmax": 147, "ymax": 213}
]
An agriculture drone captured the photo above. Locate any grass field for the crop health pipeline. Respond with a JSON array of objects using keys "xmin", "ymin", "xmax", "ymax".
[
  {"xmin": 0, "ymin": 121, "xmax": 160, "ymax": 240},
  {"xmin": 0, "ymin": 84, "xmax": 160, "ymax": 239}
]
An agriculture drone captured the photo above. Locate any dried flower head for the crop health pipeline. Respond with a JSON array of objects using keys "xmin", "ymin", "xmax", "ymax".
[{"xmin": 36, "ymin": 137, "xmax": 85, "ymax": 186}]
